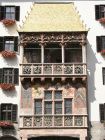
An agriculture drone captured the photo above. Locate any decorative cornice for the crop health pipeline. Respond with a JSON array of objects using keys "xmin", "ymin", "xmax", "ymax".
[{"xmin": 20, "ymin": 32, "xmax": 87, "ymax": 46}]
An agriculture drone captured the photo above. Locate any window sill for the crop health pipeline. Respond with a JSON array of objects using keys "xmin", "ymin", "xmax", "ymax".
[
  {"xmin": 100, "ymin": 50, "xmax": 105, "ymax": 55},
  {"xmin": 1, "ymin": 51, "xmax": 16, "ymax": 58},
  {"xmin": 0, "ymin": 83, "xmax": 15, "ymax": 91},
  {"xmin": 1, "ymin": 19, "xmax": 16, "ymax": 26},
  {"xmin": 0, "ymin": 120, "xmax": 14, "ymax": 128},
  {"xmin": 98, "ymin": 18, "xmax": 105, "ymax": 23}
]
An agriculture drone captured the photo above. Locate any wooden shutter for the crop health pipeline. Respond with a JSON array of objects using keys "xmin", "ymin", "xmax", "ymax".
[
  {"xmin": 1, "ymin": 104, "xmax": 5, "ymax": 120},
  {"xmin": 0, "ymin": 6, "xmax": 5, "ymax": 20},
  {"xmin": 12, "ymin": 104, "xmax": 17, "ymax": 122},
  {"xmin": 0, "ymin": 69, "xmax": 3, "ymax": 83},
  {"xmin": 103, "ymin": 68, "xmax": 105, "ymax": 85},
  {"xmin": 14, "ymin": 37, "xmax": 18, "ymax": 52},
  {"xmin": 96, "ymin": 36, "xmax": 102, "ymax": 52},
  {"xmin": 99, "ymin": 104, "xmax": 105, "ymax": 123},
  {"xmin": 14, "ymin": 68, "xmax": 19, "ymax": 84},
  {"xmin": 95, "ymin": 5, "xmax": 100, "ymax": 20},
  {"xmin": 15, "ymin": 6, "xmax": 20, "ymax": 21},
  {"xmin": 0, "ymin": 37, "xmax": 4, "ymax": 52}
]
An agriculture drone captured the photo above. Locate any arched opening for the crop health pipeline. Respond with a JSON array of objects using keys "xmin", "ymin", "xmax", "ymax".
[
  {"xmin": 0, "ymin": 135, "xmax": 18, "ymax": 140},
  {"xmin": 28, "ymin": 136, "xmax": 79, "ymax": 140}
]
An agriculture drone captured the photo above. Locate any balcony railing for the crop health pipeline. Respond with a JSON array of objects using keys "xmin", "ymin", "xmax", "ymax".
[
  {"xmin": 20, "ymin": 114, "xmax": 88, "ymax": 128},
  {"xmin": 20, "ymin": 63, "xmax": 87, "ymax": 76}
]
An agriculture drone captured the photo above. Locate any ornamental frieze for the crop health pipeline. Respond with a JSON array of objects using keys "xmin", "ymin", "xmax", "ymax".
[{"xmin": 19, "ymin": 32, "xmax": 87, "ymax": 46}]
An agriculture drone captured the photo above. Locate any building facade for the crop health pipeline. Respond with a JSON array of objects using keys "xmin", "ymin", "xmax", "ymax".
[{"xmin": 0, "ymin": 1, "xmax": 104, "ymax": 140}]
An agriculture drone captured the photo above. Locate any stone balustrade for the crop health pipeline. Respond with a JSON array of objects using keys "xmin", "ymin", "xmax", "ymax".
[
  {"xmin": 20, "ymin": 114, "xmax": 88, "ymax": 128},
  {"xmin": 20, "ymin": 63, "xmax": 87, "ymax": 76}
]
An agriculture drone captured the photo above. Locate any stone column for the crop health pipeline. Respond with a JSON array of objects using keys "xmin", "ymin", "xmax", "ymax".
[
  {"xmin": 40, "ymin": 43, "xmax": 44, "ymax": 75},
  {"xmin": 61, "ymin": 43, "xmax": 65, "ymax": 63},
  {"xmin": 41, "ymin": 43, "xmax": 44, "ymax": 64},
  {"xmin": 20, "ymin": 45, "xmax": 24, "ymax": 63},
  {"xmin": 82, "ymin": 44, "xmax": 86, "ymax": 63}
]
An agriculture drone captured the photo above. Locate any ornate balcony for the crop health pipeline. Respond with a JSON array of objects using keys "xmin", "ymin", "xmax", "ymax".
[
  {"xmin": 20, "ymin": 63, "xmax": 87, "ymax": 77},
  {"xmin": 20, "ymin": 114, "xmax": 88, "ymax": 128}
]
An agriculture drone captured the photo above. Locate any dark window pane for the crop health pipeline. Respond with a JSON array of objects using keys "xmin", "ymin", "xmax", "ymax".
[
  {"xmin": 7, "ymin": 104, "xmax": 12, "ymax": 110},
  {"xmin": 5, "ymin": 40, "xmax": 14, "ymax": 51},
  {"xmin": 54, "ymin": 91, "xmax": 62, "ymax": 99},
  {"xmin": 44, "ymin": 44, "xmax": 61, "ymax": 63},
  {"xmin": 35, "ymin": 100, "xmax": 42, "ymax": 114},
  {"xmin": 7, "ymin": 112, "xmax": 12, "ymax": 120},
  {"xmin": 1, "ymin": 104, "xmax": 17, "ymax": 122},
  {"xmin": 24, "ymin": 44, "xmax": 41, "ymax": 63},
  {"xmin": 55, "ymin": 101, "xmax": 62, "ymax": 114},
  {"xmin": 99, "ymin": 104, "xmax": 105, "ymax": 122},
  {"xmin": 5, "ymin": 7, "xmax": 15, "ymax": 20},
  {"xmin": 3, "ymin": 68, "xmax": 15, "ymax": 84},
  {"xmin": 44, "ymin": 91, "xmax": 52, "ymax": 100},
  {"xmin": 99, "ymin": 104, "xmax": 105, "ymax": 123},
  {"xmin": 1, "ymin": 104, "xmax": 6, "ymax": 110},
  {"xmin": 65, "ymin": 99, "xmax": 72, "ymax": 114},
  {"xmin": 65, "ymin": 44, "xmax": 82, "ymax": 63},
  {"xmin": 2, "ymin": 112, "xmax": 6, "ymax": 120},
  {"xmin": 100, "ymin": 5, "xmax": 105, "ymax": 18},
  {"xmin": 102, "ymin": 37, "xmax": 105, "ymax": 49},
  {"xmin": 35, "ymin": 108, "xmax": 42, "ymax": 115},
  {"xmin": 44, "ymin": 102, "xmax": 52, "ymax": 114}
]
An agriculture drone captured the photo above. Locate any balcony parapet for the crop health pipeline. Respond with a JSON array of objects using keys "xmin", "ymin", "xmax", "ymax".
[
  {"xmin": 20, "ymin": 63, "xmax": 87, "ymax": 77},
  {"xmin": 19, "ymin": 114, "xmax": 88, "ymax": 128}
]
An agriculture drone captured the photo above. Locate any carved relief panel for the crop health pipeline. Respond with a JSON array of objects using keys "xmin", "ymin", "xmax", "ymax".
[{"xmin": 21, "ymin": 82, "xmax": 32, "ymax": 108}]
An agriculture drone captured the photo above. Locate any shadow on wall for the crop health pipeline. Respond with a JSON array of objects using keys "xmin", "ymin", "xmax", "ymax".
[
  {"xmin": 3, "ymin": 56, "xmax": 19, "ymax": 66},
  {"xmin": 86, "ymin": 40, "xmax": 99, "ymax": 115},
  {"xmin": 5, "ymin": 24, "xmax": 19, "ymax": 36},
  {"xmin": 2, "ymin": 88, "xmax": 17, "ymax": 97}
]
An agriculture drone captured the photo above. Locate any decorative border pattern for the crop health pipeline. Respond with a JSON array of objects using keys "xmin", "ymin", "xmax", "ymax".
[{"xmin": 19, "ymin": 32, "xmax": 87, "ymax": 46}]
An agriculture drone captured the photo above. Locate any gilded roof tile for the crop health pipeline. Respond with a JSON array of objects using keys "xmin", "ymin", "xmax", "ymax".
[{"xmin": 19, "ymin": 3, "xmax": 87, "ymax": 32}]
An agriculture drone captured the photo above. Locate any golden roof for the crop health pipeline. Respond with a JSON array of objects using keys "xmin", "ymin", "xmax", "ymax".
[{"xmin": 19, "ymin": 3, "xmax": 87, "ymax": 32}]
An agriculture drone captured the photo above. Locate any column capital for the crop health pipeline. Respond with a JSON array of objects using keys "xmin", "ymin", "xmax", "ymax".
[
  {"xmin": 59, "ymin": 42, "xmax": 67, "ymax": 47},
  {"xmin": 80, "ymin": 41, "xmax": 87, "ymax": 46},
  {"xmin": 39, "ymin": 42, "xmax": 47, "ymax": 47}
]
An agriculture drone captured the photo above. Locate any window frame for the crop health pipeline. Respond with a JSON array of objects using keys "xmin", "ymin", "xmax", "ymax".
[
  {"xmin": 5, "ymin": 6, "xmax": 15, "ymax": 20},
  {"xmin": 34, "ymin": 90, "xmax": 72, "ymax": 116},
  {"xmin": 64, "ymin": 43, "xmax": 82, "ymax": 63},
  {"xmin": 0, "ymin": 68, "xmax": 19, "ymax": 85},
  {"xmin": 95, "ymin": 5, "xmax": 105, "ymax": 20},
  {"xmin": 0, "ymin": 103, "xmax": 17, "ymax": 122},
  {"xmin": 3, "ymin": 68, "xmax": 14, "ymax": 84},
  {"xmin": 0, "ymin": 36, "xmax": 18, "ymax": 52},
  {"xmin": 99, "ymin": 103, "xmax": 105, "ymax": 123},
  {"xmin": 96, "ymin": 36, "xmax": 105, "ymax": 52},
  {"xmin": 0, "ymin": 6, "xmax": 20, "ymax": 21},
  {"xmin": 34, "ymin": 99, "xmax": 42, "ymax": 115},
  {"xmin": 24, "ymin": 43, "xmax": 41, "ymax": 63}
]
